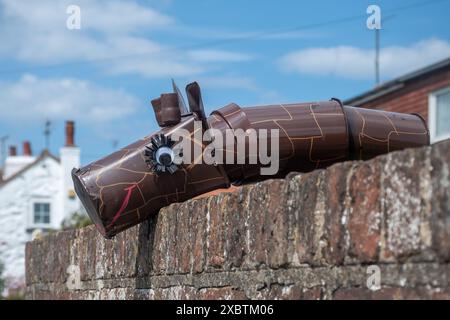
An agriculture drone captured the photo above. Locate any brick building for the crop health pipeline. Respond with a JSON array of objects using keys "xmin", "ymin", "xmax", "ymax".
[{"xmin": 345, "ymin": 57, "xmax": 450, "ymax": 144}]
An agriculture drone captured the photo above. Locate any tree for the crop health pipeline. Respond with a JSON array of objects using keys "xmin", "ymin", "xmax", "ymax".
[{"xmin": 61, "ymin": 211, "xmax": 92, "ymax": 230}]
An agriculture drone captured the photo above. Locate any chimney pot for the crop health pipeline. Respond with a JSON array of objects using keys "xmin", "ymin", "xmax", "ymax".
[
  {"xmin": 9, "ymin": 146, "xmax": 17, "ymax": 156},
  {"xmin": 23, "ymin": 141, "xmax": 32, "ymax": 156},
  {"xmin": 65, "ymin": 121, "xmax": 75, "ymax": 147}
]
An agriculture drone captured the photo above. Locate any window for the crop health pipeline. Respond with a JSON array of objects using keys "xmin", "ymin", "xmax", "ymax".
[
  {"xmin": 429, "ymin": 87, "xmax": 450, "ymax": 143},
  {"xmin": 33, "ymin": 203, "xmax": 51, "ymax": 224}
]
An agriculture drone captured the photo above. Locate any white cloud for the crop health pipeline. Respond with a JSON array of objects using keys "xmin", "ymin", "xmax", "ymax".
[
  {"xmin": 81, "ymin": 1, "xmax": 174, "ymax": 34},
  {"xmin": 1, "ymin": 0, "xmax": 173, "ymax": 35},
  {"xmin": 0, "ymin": 0, "xmax": 172, "ymax": 61},
  {"xmin": 0, "ymin": 0, "xmax": 253, "ymax": 79},
  {"xmin": 278, "ymin": 38, "xmax": 450, "ymax": 80},
  {"xmin": 0, "ymin": 74, "xmax": 138, "ymax": 122}
]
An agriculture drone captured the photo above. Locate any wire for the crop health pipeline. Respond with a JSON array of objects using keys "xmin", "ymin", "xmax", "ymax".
[{"xmin": 0, "ymin": 0, "xmax": 447, "ymax": 75}]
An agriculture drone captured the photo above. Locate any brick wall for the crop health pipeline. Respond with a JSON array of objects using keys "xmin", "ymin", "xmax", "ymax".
[
  {"xmin": 25, "ymin": 139, "xmax": 450, "ymax": 300},
  {"xmin": 358, "ymin": 67, "xmax": 450, "ymax": 120}
]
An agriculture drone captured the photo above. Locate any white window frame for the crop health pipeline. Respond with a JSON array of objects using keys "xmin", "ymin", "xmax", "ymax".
[
  {"xmin": 429, "ymin": 86, "xmax": 450, "ymax": 144},
  {"xmin": 28, "ymin": 198, "xmax": 52, "ymax": 229}
]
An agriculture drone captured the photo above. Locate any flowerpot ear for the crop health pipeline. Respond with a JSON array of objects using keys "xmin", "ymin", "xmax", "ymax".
[
  {"xmin": 172, "ymin": 79, "xmax": 189, "ymax": 116},
  {"xmin": 186, "ymin": 81, "xmax": 207, "ymax": 125},
  {"xmin": 151, "ymin": 93, "xmax": 181, "ymax": 127}
]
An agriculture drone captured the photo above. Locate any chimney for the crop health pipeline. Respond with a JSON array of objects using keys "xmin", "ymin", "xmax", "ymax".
[
  {"xmin": 60, "ymin": 120, "xmax": 81, "ymax": 217},
  {"xmin": 65, "ymin": 121, "xmax": 75, "ymax": 147},
  {"xmin": 23, "ymin": 141, "xmax": 32, "ymax": 156},
  {"xmin": 9, "ymin": 146, "xmax": 17, "ymax": 156}
]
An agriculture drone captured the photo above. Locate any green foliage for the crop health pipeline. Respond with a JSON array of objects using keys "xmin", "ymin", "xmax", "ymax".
[
  {"xmin": 0, "ymin": 261, "xmax": 5, "ymax": 299},
  {"xmin": 5, "ymin": 292, "xmax": 25, "ymax": 300},
  {"xmin": 61, "ymin": 211, "xmax": 93, "ymax": 230}
]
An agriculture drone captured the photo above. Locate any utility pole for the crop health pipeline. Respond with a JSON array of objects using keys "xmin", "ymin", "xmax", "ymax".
[
  {"xmin": 44, "ymin": 120, "xmax": 51, "ymax": 150},
  {"xmin": 372, "ymin": 13, "xmax": 395, "ymax": 87},
  {"xmin": 375, "ymin": 28, "xmax": 380, "ymax": 86},
  {"xmin": 367, "ymin": 4, "xmax": 382, "ymax": 87},
  {"xmin": 0, "ymin": 135, "xmax": 9, "ymax": 169}
]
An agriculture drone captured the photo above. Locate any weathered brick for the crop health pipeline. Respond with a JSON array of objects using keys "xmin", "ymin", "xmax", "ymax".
[
  {"xmin": 175, "ymin": 202, "xmax": 193, "ymax": 274},
  {"xmin": 322, "ymin": 162, "xmax": 353, "ymax": 265},
  {"xmin": 430, "ymin": 139, "xmax": 450, "ymax": 260},
  {"xmin": 78, "ymin": 227, "xmax": 96, "ymax": 281},
  {"xmin": 93, "ymin": 228, "xmax": 114, "ymax": 279},
  {"xmin": 150, "ymin": 286, "xmax": 198, "ymax": 300},
  {"xmin": 347, "ymin": 160, "xmax": 382, "ymax": 262},
  {"xmin": 224, "ymin": 189, "xmax": 246, "ymax": 270},
  {"xmin": 380, "ymin": 149, "xmax": 425, "ymax": 261},
  {"xmin": 110, "ymin": 227, "xmax": 129, "ymax": 278},
  {"xmin": 206, "ymin": 194, "xmax": 228, "ymax": 269},
  {"xmin": 191, "ymin": 200, "xmax": 207, "ymax": 274},
  {"xmin": 134, "ymin": 218, "xmax": 154, "ymax": 278},
  {"xmin": 243, "ymin": 184, "xmax": 267, "ymax": 269},
  {"xmin": 334, "ymin": 287, "xmax": 450, "ymax": 300},
  {"xmin": 256, "ymin": 285, "xmax": 322, "ymax": 300},
  {"xmin": 198, "ymin": 287, "xmax": 247, "ymax": 300},
  {"xmin": 287, "ymin": 172, "xmax": 321, "ymax": 265},
  {"xmin": 265, "ymin": 180, "xmax": 290, "ymax": 268},
  {"xmin": 52, "ymin": 230, "xmax": 75, "ymax": 283},
  {"xmin": 151, "ymin": 207, "xmax": 170, "ymax": 275},
  {"xmin": 164, "ymin": 208, "xmax": 179, "ymax": 275}
]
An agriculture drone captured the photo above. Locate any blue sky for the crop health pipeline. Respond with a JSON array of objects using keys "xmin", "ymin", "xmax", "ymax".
[{"xmin": 0, "ymin": 0, "xmax": 449, "ymax": 165}]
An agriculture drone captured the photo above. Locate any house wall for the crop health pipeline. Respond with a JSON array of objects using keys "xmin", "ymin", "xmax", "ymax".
[
  {"xmin": 2, "ymin": 156, "xmax": 36, "ymax": 180},
  {"xmin": 25, "ymin": 139, "xmax": 450, "ymax": 300},
  {"xmin": 356, "ymin": 66, "xmax": 450, "ymax": 121},
  {"xmin": 0, "ymin": 157, "xmax": 63, "ymax": 290},
  {"xmin": 60, "ymin": 146, "xmax": 81, "ymax": 217}
]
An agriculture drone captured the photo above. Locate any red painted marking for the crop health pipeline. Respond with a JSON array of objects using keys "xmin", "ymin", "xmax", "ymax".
[{"xmin": 107, "ymin": 184, "xmax": 137, "ymax": 229}]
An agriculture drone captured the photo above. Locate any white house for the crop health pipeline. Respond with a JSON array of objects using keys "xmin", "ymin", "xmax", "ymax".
[{"xmin": 0, "ymin": 121, "xmax": 81, "ymax": 293}]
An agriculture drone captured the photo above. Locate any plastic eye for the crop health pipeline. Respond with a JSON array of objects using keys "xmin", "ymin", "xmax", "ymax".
[
  {"xmin": 144, "ymin": 134, "xmax": 179, "ymax": 175},
  {"xmin": 155, "ymin": 146, "xmax": 174, "ymax": 166}
]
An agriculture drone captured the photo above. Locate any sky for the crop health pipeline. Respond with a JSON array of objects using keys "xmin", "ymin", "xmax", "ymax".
[{"xmin": 0, "ymin": 0, "xmax": 449, "ymax": 165}]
